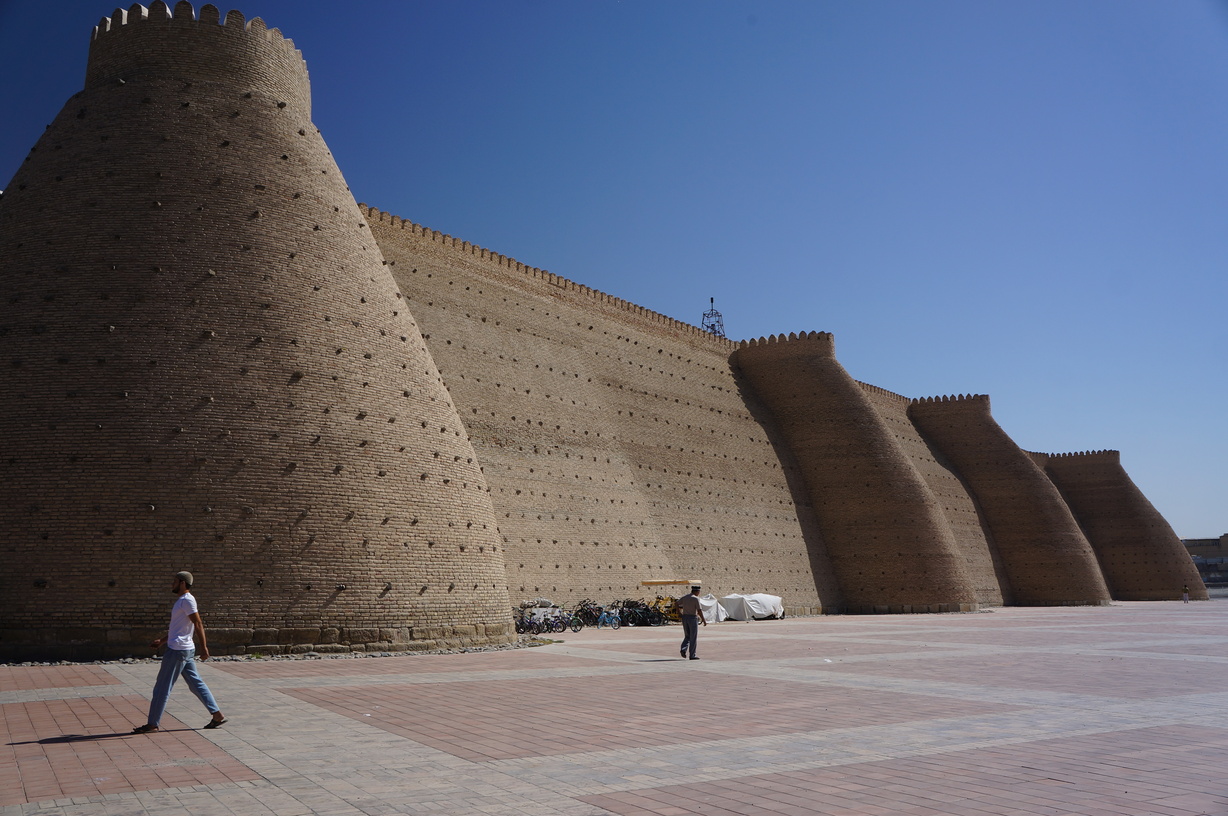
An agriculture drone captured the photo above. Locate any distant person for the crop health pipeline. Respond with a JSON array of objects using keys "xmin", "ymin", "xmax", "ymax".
[
  {"xmin": 132, "ymin": 571, "xmax": 227, "ymax": 733},
  {"xmin": 677, "ymin": 585, "xmax": 707, "ymax": 660},
  {"xmin": 1183, "ymin": 585, "xmax": 1190, "ymax": 603}
]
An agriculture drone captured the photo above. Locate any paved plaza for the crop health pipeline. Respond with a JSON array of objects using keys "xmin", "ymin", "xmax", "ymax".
[{"xmin": 4, "ymin": 600, "xmax": 1228, "ymax": 815}]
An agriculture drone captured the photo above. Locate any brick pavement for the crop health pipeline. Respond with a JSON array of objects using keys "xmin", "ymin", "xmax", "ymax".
[{"xmin": 3, "ymin": 601, "xmax": 1227, "ymax": 815}]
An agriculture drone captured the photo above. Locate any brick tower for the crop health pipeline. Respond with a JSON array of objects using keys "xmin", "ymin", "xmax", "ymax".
[
  {"xmin": 0, "ymin": 2, "xmax": 512, "ymax": 659},
  {"xmin": 1040, "ymin": 451, "xmax": 1206, "ymax": 601},
  {"xmin": 908, "ymin": 395, "xmax": 1112, "ymax": 605},
  {"xmin": 734, "ymin": 332, "xmax": 981, "ymax": 613}
]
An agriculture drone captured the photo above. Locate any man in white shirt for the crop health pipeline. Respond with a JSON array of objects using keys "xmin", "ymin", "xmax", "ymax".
[{"xmin": 132, "ymin": 571, "xmax": 227, "ymax": 733}]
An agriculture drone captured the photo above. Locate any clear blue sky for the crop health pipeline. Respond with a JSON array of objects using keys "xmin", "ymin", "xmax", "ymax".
[{"xmin": 2, "ymin": 1, "xmax": 1224, "ymax": 538}]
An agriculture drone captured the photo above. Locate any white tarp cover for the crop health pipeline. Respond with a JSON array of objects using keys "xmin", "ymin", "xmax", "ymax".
[
  {"xmin": 698, "ymin": 593, "xmax": 727, "ymax": 623},
  {"xmin": 719, "ymin": 593, "xmax": 784, "ymax": 620}
]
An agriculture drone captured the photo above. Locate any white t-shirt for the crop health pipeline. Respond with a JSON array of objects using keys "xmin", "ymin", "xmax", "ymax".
[{"xmin": 167, "ymin": 592, "xmax": 198, "ymax": 651}]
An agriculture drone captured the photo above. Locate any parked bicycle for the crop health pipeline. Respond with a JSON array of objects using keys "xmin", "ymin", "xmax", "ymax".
[
  {"xmin": 562, "ymin": 608, "xmax": 585, "ymax": 633},
  {"xmin": 595, "ymin": 606, "xmax": 621, "ymax": 629},
  {"xmin": 573, "ymin": 599, "xmax": 603, "ymax": 627},
  {"xmin": 615, "ymin": 598, "xmax": 664, "ymax": 626},
  {"xmin": 512, "ymin": 607, "xmax": 542, "ymax": 635}
]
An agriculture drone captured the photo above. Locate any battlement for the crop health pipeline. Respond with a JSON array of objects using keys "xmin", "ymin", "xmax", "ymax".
[
  {"xmin": 733, "ymin": 331, "xmax": 837, "ymax": 364},
  {"xmin": 908, "ymin": 394, "xmax": 993, "ymax": 423},
  {"xmin": 1025, "ymin": 449, "xmax": 1123, "ymax": 469},
  {"xmin": 1040, "ymin": 449, "xmax": 1122, "ymax": 463},
  {"xmin": 911, "ymin": 393, "xmax": 989, "ymax": 405},
  {"xmin": 361, "ymin": 205, "xmax": 737, "ymax": 348},
  {"xmin": 739, "ymin": 330, "xmax": 834, "ymax": 348},
  {"xmin": 856, "ymin": 380, "xmax": 910, "ymax": 403},
  {"xmin": 92, "ymin": 1, "xmax": 294, "ymax": 43},
  {"xmin": 86, "ymin": 2, "xmax": 310, "ymax": 114}
]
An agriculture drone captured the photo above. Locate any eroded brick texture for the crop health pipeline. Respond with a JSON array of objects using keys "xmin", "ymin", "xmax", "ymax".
[
  {"xmin": 732, "ymin": 333, "xmax": 978, "ymax": 613},
  {"xmin": 366, "ymin": 210, "xmax": 837, "ymax": 613},
  {"xmin": 0, "ymin": 2, "xmax": 512, "ymax": 660},
  {"xmin": 908, "ymin": 396, "xmax": 1111, "ymax": 605},
  {"xmin": 1039, "ymin": 451, "xmax": 1206, "ymax": 600},
  {"xmin": 858, "ymin": 384, "xmax": 1008, "ymax": 606}
]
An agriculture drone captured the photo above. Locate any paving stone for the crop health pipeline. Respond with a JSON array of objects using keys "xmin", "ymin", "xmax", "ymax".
[{"xmin": 3, "ymin": 602, "xmax": 1228, "ymax": 815}]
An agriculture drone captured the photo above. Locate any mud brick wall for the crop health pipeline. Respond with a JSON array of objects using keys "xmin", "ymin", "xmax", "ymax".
[
  {"xmin": 1, "ymin": 4, "xmax": 1203, "ymax": 660},
  {"xmin": 1039, "ymin": 451, "xmax": 1206, "ymax": 600},
  {"xmin": 732, "ymin": 333, "xmax": 979, "ymax": 613},
  {"xmin": 858, "ymin": 383, "xmax": 1008, "ymax": 606},
  {"xmin": 365, "ymin": 208, "xmax": 836, "ymax": 613},
  {"xmin": 0, "ymin": 2, "xmax": 512, "ymax": 660},
  {"xmin": 908, "ymin": 396, "xmax": 1111, "ymax": 605}
]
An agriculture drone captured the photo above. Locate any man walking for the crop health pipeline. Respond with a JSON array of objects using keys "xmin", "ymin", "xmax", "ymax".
[
  {"xmin": 132, "ymin": 571, "xmax": 227, "ymax": 733},
  {"xmin": 677, "ymin": 585, "xmax": 707, "ymax": 660}
]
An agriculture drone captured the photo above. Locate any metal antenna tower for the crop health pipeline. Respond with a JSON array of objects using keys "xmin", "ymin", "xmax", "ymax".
[{"xmin": 701, "ymin": 297, "xmax": 725, "ymax": 338}]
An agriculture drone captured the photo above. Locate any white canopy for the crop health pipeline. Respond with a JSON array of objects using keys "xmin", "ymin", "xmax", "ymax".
[
  {"xmin": 719, "ymin": 593, "xmax": 784, "ymax": 621},
  {"xmin": 698, "ymin": 593, "xmax": 727, "ymax": 623}
]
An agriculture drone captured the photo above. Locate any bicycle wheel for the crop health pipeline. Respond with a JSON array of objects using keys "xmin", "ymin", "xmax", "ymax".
[
  {"xmin": 570, "ymin": 618, "xmax": 583, "ymax": 633},
  {"xmin": 609, "ymin": 616, "xmax": 620, "ymax": 630}
]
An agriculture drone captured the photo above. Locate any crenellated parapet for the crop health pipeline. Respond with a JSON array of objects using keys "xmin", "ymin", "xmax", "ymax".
[
  {"xmin": 911, "ymin": 393, "xmax": 990, "ymax": 408},
  {"xmin": 1034, "ymin": 449, "xmax": 1120, "ymax": 462},
  {"xmin": 361, "ymin": 205, "xmax": 737, "ymax": 348},
  {"xmin": 739, "ymin": 330, "xmax": 835, "ymax": 352},
  {"xmin": 1042, "ymin": 450, "xmax": 1205, "ymax": 600},
  {"xmin": 909, "ymin": 395, "xmax": 1111, "ymax": 605},
  {"xmin": 856, "ymin": 381, "xmax": 910, "ymax": 404},
  {"xmin": 87, "ymin": 2, "xmax": 311, "ymax": 115},
  {"xmin": 1027, "ymin": 449, "xmax": 1120, "ymax": 472},
  {"xmin": 734, "ymin": 333, "xmax": 978, "ymax": 613}
]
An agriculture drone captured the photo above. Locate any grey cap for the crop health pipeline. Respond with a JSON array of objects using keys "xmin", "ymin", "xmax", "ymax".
[{"xmin": 175, "ymin": 571, "xmax": 194, "ymax": 587}]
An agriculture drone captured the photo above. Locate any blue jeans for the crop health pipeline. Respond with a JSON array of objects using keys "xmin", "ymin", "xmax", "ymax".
[
  {"xmin": 680, "ymin": 614, "xmax": 699, "ymax": 658},
  {"xmin": 146, "ymin": 647, "xmax": 219, "ymax": 726}
]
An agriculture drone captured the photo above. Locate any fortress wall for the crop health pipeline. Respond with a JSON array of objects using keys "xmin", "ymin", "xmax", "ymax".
[
  {"xmin": 0, "ymin": 2, "xmax": 511, "ymax": 660},
  {"xmin": 365, "ymin": 208, "xmax": 836, "ymax": 612},
  {"xmin": 732, "ymin": 333, "xmax": 978, "ymax": 613},
  {"xmin": 1, "ymin": 6, "xmax": 1196, "ymax": 662},
  {"xmin": 908, "ymin": 396, "xmax": 1111, "ymax": 605},
  {"xmin": 1038, "ymin": 451, "xmax": 1206, "ymax": 600},
  {"xmin": 857, "ymin": 383, "xmax": 1008, "ymax": 606}
]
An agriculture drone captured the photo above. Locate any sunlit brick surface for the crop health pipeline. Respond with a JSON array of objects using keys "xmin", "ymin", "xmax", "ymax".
[
  {"xmin": 0, "ymin": 665, "xmax": 120, "ymax": 693},
  {"xmin": 812, "ymin": 651, "xmax": 1228, "ymax": 699},
  {"xmin": 0, "ymin": 694, "xmax": 258, "ymax": 807},
  {"xmin": 280, "ymin": 674, "xmax": 1017, "ymax": 761},
  {"xmin": 580, "ymin": 725, "xmax": 1228, "ymax": 816},
  {"xmin": 567, "ymin": 633, "xmax": 947, "ymax": 661},
  {"xmin": 0, "ymin": 0, "xmax": 512, "ymax": 661},
  {"xmin": 215, "ymin": 648, "xmax": 608, "ymax": 679}
]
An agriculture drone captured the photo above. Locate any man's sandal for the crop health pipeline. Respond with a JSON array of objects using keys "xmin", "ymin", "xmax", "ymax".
[
  {"xmin": 131, "ymin": 724, "xmax": 158, "ymax": 733},
  {"xmin": 203, "ymin": 717, "xmax": 227, "ymax": 729}
]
